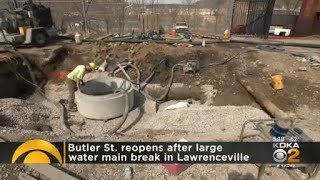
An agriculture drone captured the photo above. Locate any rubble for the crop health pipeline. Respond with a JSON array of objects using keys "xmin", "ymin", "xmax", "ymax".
[
  {"xmin": 164, "ymin": 102, "xmax": 189, "ymax": 110},
  {"xmin": 292, "ymin": 53, "xmax": 320, "ymax": 69},
  {"xmin": 256, "ymin": 45, "xmax": 285, "ymax": 52},
  {"xmin": 298, "ymin": 67, "xmax": 307, "ymax": 71}
]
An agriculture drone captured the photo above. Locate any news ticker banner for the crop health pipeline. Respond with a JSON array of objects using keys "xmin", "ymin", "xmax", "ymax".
[{"xmin": 1, "ymin": 139, "xmax": 320, "ymax": 164}]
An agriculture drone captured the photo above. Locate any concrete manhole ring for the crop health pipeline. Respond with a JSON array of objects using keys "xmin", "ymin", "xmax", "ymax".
[{"xmin": 75, "ymin": 77, "xmax": 134, "ymax": 120}]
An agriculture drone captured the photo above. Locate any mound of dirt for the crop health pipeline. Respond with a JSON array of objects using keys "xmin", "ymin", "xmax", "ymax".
[
  {"xmin": 0, "ymin": 98, "xmax": 52, "ymax": 131},
  {"xmin": 28, "ymin": 43, "xmax": 240, "ymax": 88}
]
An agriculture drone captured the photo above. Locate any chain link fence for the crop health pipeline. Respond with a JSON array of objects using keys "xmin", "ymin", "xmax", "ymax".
[{"xmin": 1, "ymin": 0, "xmax": 234, "ymax": 35}]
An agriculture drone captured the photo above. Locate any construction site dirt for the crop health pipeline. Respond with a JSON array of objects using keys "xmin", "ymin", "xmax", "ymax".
[
  {"xmin": 1, "ymin": 40, "xmax": 320, "ymax": 180},
  {"xmin": 21, "ymin": 42, "xmax": 320, "ymax": 111}
]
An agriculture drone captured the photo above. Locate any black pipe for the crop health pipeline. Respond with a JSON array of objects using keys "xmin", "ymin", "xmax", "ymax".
[
  {"xmin": 83, "ymin": 38, "xmax": 227, "ymax": 45},
  {"xmin": 140, "ymin": 64, "xmax": 184, "ymax": 102},
  {"xmin": 106, "ymin": 88, "xmax": 130, "ymax": 135},
  {"xmin": 139, "ymin": 71, "xmax": 155, "ymax": 90}
]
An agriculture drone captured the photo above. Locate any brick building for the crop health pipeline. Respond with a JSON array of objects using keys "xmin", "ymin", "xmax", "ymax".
[{"xmin": 295, "ymin": 0, "xmax": 320, "ymax": 36}]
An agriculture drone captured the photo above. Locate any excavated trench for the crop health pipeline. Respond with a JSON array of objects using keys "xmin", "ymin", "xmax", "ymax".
[
  {"xmin": 0, "ymin": 49, "xmax": 64, "ymax": 131},
  {"xmin": 0, "ymin": 45, "xmax": 218, "ymax": 132},
  {"xmin": 0, "ymin": 57, "xmax": 46, "ymax": 99},
  {"xmin": 0, "ymin": 46, "xmax": 72, "ymax": 99},
  {"xmin": 145, "ymin": 84, "xmax": 207, "ymax": 103}
]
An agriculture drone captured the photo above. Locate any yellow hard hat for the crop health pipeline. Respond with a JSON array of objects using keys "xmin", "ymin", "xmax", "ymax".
[{"xmin": 88, "ymin": 62, "xmax": 97, "ymax": 70}]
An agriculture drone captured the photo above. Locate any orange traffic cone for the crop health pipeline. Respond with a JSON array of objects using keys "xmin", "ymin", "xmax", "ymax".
[{"xmin": 172, "ymin": 28, "xmax": 176, "ymax": 38}]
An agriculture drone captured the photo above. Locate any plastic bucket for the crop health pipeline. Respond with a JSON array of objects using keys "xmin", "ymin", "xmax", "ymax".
[
  {"xmin": 75, "ymin": 33, "xmax": 82, "ymax": 44},
  {"xmin": 272, "ymin": 75, "xmax": 284, "ymax": 90}
]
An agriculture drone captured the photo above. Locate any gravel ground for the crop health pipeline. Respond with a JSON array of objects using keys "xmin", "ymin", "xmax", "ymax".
[
  {"xmin": 0, "ymin": 98, "xmax": 52, "ymax": 131},
  {"xmin": 62, "ymin": 163, "xmax": 291, "ymax": 180},
  {"xmin": 138, "ymin": 103, "xmax": 270, "ymax": 141},
  {"xmin": 293, "ymin": 105, "xmax": 320, "ymax": 141}
]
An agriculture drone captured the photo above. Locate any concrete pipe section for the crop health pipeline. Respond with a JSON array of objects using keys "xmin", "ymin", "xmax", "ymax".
[{"xmin": 75, "ymin": 77, "xmax": 134, "ymax": 120}]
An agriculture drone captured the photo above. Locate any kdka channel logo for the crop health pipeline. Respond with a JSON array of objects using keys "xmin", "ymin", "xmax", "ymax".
[{"xmin": 272, "ymin": 142, "xmax": 300, "ymax": 163}]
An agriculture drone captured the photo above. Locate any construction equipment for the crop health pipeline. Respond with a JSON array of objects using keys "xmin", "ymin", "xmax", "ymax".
[
  {"xmin": 182, "ymin": 60, "xmax": 199, "ymax": 74},
  {"xmin": 0, "ymin": 0, "xmax": 57, "ymax": 47}
]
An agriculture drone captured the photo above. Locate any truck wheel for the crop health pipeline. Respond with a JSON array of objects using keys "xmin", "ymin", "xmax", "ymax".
[{"xmin": 32, "ymin": 31, "xmax": 48, "ymax": 47}]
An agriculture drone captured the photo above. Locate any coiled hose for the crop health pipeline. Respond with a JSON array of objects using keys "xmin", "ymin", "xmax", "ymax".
[
  {"xmin": 139, "ymin": 64, "xmax": 183, "ymax": 102},
  {"xmin": 111, "ymin": 62, "xmax": 141, "ymax": 85},
  {"xmin": 112, "ymin": 62, "xmax": 183, "ymax": 102},
  {"xmin": 105, "ymin": 88, "xmax": 130, "ymax": 134}
]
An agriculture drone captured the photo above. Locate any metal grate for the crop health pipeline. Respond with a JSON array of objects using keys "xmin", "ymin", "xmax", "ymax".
[{"xmin": 231, "ymin": 0, "xmax": 275, "ymax": 37}]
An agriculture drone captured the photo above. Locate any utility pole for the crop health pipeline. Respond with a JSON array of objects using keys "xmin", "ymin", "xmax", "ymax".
[{"xmin": 81, "ymin": 0, "xmax": 89, "ymax": 33}]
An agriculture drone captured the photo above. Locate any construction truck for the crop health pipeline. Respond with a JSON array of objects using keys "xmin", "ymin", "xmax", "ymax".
[{"xmin": 0, "ymin": 0, "xmax": 57, "ymax": 47}]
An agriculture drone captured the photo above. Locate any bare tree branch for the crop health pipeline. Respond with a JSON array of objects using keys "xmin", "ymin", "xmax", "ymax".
[{"xmin": 183, "ymin": 0, "xmax": 195, "ymax": 25}]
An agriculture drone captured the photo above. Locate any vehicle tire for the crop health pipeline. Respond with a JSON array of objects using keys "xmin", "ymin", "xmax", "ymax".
[
  {"xmin": 279, "ymin": 32, "xmax": 286, "ymax": 36},
  {"xmin": 184, "ymin": 33, "xmax": 191, "ymax": 40},
  {"xmin": 32, "ymin": 31, "xmax": 48, "ymax": 47}
]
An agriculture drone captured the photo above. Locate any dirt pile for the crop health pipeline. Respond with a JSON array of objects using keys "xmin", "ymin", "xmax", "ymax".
[
  {"xmin": 0, "ymin": 98, "xmax": 52, "ymax": 131},
  {"xmin": 26, "ymin": 42, "xmax": 240, "ymax": 90},
  {"xmin": 102, "ymin": 43, "xmax": 235, "ymax": 82}
]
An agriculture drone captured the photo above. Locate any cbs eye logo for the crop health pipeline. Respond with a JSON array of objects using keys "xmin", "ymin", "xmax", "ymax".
[
  {"xmin": 11, "ymin": 139, "xmax": 63, "ymax": 164},
  {"xmin": 273, "ymin": 148, "xmax": 300, "ymax": 163}
]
